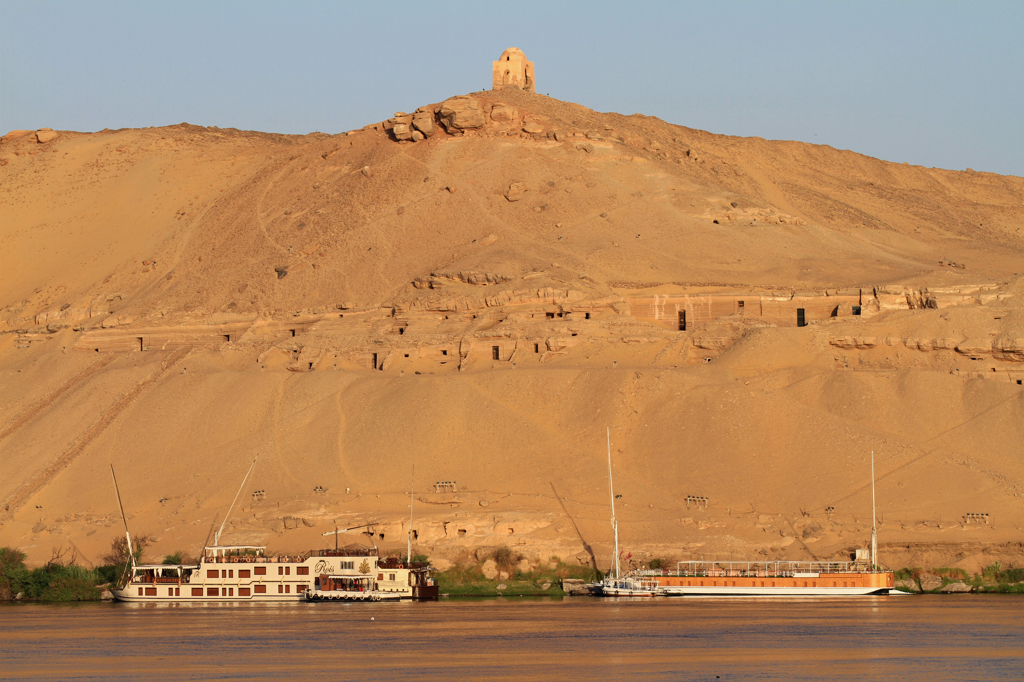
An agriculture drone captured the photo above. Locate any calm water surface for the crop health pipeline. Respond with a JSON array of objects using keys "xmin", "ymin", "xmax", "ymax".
[{"xmin": 2, "ymin": 596, "xmax": 1021, "ymax": 681}]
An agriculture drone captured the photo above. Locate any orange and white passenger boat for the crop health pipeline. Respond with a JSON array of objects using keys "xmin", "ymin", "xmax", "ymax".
[
  {"xmin": 634, "ymin": 559, "xmax": 894, "ymax": 596},
  {"xmin": 632, "ymin": 450, "xmax": 895, "ymax": 596}
]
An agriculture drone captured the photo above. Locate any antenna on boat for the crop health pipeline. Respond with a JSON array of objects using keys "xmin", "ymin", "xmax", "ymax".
[
  {"xmin": 214, "ymin": 455, "xmax": 258, "ymax": 547},
  {"xmin": 607, "ymin": 427, "xmax": 620, "ymax": 580},
  {"xmin": 870, "ymin": 450, "xmax": 878, "ymax": 569},
  {"xmin": 109, "ymin": 464, "xmax": 135, "ymax": 570},
  {"xmin": 407, "ymin": 464, "xmax": 415, "ymax": 564}
]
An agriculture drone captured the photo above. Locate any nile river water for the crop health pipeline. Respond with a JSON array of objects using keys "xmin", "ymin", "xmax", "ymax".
[{"xmin": 2, "ymin": 596, "xmax": 1021, "ymax": 681}]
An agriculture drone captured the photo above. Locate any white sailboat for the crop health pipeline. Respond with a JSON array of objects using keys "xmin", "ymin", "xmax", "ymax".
[{"xmin": 593, "ymin": 428, "xmax": 658, "ymax": 597}]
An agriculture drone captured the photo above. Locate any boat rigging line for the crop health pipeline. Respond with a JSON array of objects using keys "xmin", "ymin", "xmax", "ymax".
[
  {"xmin": 214, "ymin": 455, "xmax": 258, "ymax": 547},
  {"xmin": 109, "ymin": 463, "xmax": 135, "ymax": 585},
  {"xmin": 607, "ymin": 426, "xmax": 620, "ymax": 580}
]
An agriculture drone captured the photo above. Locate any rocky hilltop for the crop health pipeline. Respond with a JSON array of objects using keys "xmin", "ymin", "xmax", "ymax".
[{"xmin": 2, "ymin": 85, "xmax": 1023, "ymax": 572}]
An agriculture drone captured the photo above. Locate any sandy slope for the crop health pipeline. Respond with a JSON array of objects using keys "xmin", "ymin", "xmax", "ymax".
[{"xmin": 1, "ymin": 92, "xmax": 1023, "ymax": 572}]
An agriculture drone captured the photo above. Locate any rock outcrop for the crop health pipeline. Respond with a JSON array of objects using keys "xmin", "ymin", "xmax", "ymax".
[
  {"xmin": 439, "ymin": 97, "xmax": 486, "ymax": 132},
  {"xmin": 940, "ymin": 581, "xmax": 973, "ymax": 593},
  {"xmin": 918, "ymin": 573, "xmax": 943, "ymax": 592}
]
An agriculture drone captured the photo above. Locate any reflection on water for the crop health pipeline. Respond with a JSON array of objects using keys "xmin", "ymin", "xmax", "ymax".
[{"xmin": 2, "ymin": 596, "xmax": 1022, "ymax": 680}]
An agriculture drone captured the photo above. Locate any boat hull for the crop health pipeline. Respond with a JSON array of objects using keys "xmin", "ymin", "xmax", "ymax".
[
  {"xmin": 600, "ymin": 587, "xmax": 657, "ymax": 597},
  {"xmin": 305, "ymin": 590, "xmax": 402, "ymax": 602},
  {"xmin": 648, "ymin": 567, "xmax": 894, "ymax": 597},
  {"xmin": 112, "ymin": 590, "xmax": 305, "ymax": 603}
]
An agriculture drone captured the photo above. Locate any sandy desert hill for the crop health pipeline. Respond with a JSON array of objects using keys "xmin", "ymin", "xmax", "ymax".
[{"xmin": 1, "ymin": 83, "xmax": 1023, "ymax": 573}]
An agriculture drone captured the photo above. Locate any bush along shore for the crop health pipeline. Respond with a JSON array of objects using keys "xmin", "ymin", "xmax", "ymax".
[
  {"xmin": 0, "ymin": 547, "xmax": 119, "ymax": 602},
  {"xmin": 892, "ymin": 564, "xmax": 1024, "ymax": 594},
  {"xmin": 1, "ymin": 537, "xmax": 152, "ymax": 602}
]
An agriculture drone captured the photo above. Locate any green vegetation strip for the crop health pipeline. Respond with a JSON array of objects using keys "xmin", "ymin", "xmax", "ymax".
[
  {"xmin": 893, "ymin": 563, "xmax": 1024, "ymax": 594},
  {"xmin": 0, "ymin": 547, "xmax": 119, "ymax": 601}
]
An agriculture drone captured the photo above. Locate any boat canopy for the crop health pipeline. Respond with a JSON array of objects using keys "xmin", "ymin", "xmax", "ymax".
[{"xmin": 203, "ymin": 545, "xmax": 266, "ymax": 558}]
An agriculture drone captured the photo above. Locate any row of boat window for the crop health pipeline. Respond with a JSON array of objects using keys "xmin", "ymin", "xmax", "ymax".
[
  {"xmin": 136, "ymin": 585, "xmax": 309, "ymax": 597},
  {"xmin": 206, "ymin": 566, "xmax": 310, "ymax": 579}
]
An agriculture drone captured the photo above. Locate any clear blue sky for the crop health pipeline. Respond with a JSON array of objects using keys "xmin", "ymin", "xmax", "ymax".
[{"xmin": 2, "ymin": 0, "xmax": 1022, "ymax": 176}]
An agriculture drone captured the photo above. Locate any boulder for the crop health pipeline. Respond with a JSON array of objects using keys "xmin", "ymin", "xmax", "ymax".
[
  {"xmin": 505, "ymin": 182, "xmax": 527, "ymax": 202},
  {"xmin": 560, "ymin": 578, "xmax": 590, "ymax": 595},
  {"xmin": 411, "ymin": 130, "xmax": 424, "ymax": 142},
  {"xmin": 894, "ymin": 578, "xmax": 918, "ymax": 593},
  {"xmin": 940, "ymin": 581, "xmax": 973, "ymax": 593},
  {"xmin": 918, "ymin": 573, "xmax": 943, "ymax": 592},
  {"xmin": 412, "ymin": 113, "xmax": 435, "ymax": 136},
  {"xmin": 100, "ymin": 589, "xmax": 115, "ymax": 601},
  {"xmin": 439, "ymin": 97, "xmax": 486, "ymax": 131},
  {"xmin": 576, "ymin": 142, "xmax": 594, "ymax": 153},
  {"xmin": 522, "ymin": 121, "xmax": 543, "ymax": 134},
  {"xmin": 490, "ymin": 103, "xmax": 516, "ymax": 122},
  {"xmin": 36, "ymin": 130, "xmax": 59, "ymax": 143},
  {"xmin": 392, "ymin": 123, "xmax": 413, "ymax": 141},
  {"xmin": 481, "ymin": 558, "xmax": 499, "ymax": 579}
]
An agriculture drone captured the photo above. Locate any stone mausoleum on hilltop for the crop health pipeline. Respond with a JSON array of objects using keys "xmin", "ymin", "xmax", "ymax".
[{"xmin": 492, "ymin": 47, "xmax": 534, "ymax": 92}]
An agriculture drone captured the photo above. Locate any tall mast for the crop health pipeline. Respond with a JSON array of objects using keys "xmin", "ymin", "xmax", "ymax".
[
  {"xmin": 407, "ymin": 464, "xmax": 415, "ymax": 564},
  {"xmin": 215, "ymin": 455, "xmax": 258, "ymax": 546},
  {"xmin": 109, "ymin": 464, "xmax": 135, "ymax": 569},
  {"xmin": 607, "ymin": 427, "xmax": 620, "ymax": 580},
  {"xmin": 870, "ymin": 450, "xmax": 878, "ymax": 569}
]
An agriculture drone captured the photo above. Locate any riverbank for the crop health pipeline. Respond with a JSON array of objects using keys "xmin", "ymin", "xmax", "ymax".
[
  {"xmin": 6, "ymin": 543, "xmax": 1024, "ymax": 601},
  {"xmin": 893, "ymin": 564, "xmax": 1024, "ymax": 594},
  {"xmin": 435, "ymin": 556, "xmax": 598, "ymax": 597}
]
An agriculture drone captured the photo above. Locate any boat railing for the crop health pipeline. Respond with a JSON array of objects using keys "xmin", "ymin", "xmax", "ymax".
[
  {"xmin": 631, "ymin": 560, "xmax": 883, "ymax": 578},
  {"xmin": 203, "ymin": 553, "xmax": 310, "ymax": 563},
  {"xmin": 377, "ymin": 557, "xmax": 430, "ymax": 570},
  {"xmin": 309, "ymin": 548, "xmax": 378, "ymax": 559}
]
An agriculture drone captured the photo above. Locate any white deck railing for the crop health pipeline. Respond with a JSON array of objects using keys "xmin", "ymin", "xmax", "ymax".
[{"xmin": 631, "ymin": 560, "xmax": 883, "ymax": 578}]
